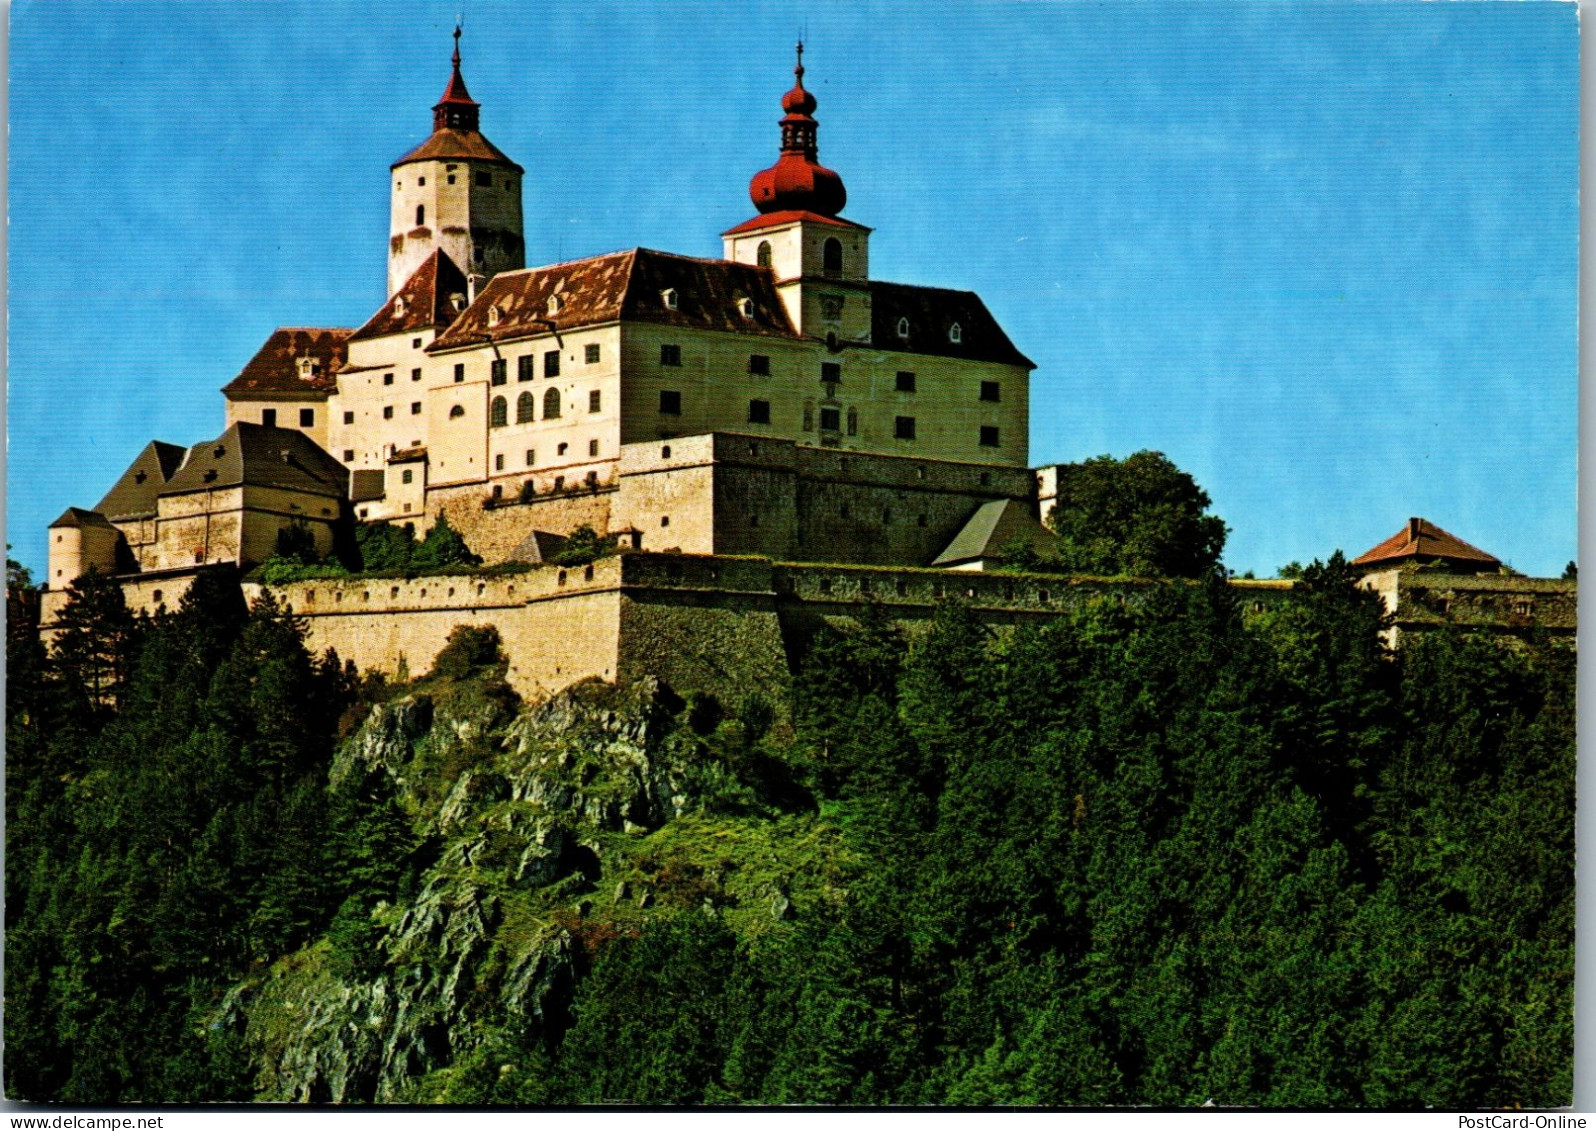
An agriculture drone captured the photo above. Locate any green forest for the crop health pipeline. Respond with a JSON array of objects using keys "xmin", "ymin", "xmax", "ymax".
[{"xmin": 4, "ymin": 554, "xmax": 1574, "ymax": 1106}]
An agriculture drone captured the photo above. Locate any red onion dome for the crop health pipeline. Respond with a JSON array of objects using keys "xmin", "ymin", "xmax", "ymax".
[{"xmin": 748, "ymin": 43, "xmax": 847, "ymax": 217}]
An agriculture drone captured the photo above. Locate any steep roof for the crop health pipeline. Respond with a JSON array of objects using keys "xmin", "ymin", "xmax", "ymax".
[
  {"xmin": 870, "ymin": 281, "xmax": 1034, "ymax": 369},
  {"xmin": 932, "ymin": 499, "xmax": 1061, "ymax": 568},
  {"xmin": 220, "ymin": 327, "xmax": 352, "ymax": 398},
  {"xmin": 351, "ymin": 251, "xmax": 471, "ymax": 342},
  {"xmin": 1352, "ymin": 517, "xmax": 1502, "ymax": 571},
  {"xmin": 429, "ymin": 249, "xmax": 799, "ymax": 351},
  {"xmin": 94, "ymin": 440, "xmax": 187, "ymax": 520},
  {"xmin": 50, "ymin": 506, "xmax": 118, "ymax": 531},
  {"xmin": 161, "ymin": 422, "xmax": 350, "ymax": 500}
]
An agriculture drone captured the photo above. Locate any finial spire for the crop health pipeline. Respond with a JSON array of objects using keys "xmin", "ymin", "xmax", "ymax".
[
  {"xmin": 433, "ymin": 24, "xmax": 480, "ymax": 132},
  {"xmin": 748, "ymin": 42, "xmax": 847, "ymax": 217},
  {"xmin": 795, "ymin": 39, "xmax": 804, "ymax": 82}
]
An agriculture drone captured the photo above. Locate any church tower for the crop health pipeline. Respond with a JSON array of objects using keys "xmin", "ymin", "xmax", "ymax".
[
  {"xmin": 723, "ymin": 44, "xmax": 872, "ymax": 347},
  {"xmin": 388, "ymin": 28, "xmax": 525, "ymax": 296}
]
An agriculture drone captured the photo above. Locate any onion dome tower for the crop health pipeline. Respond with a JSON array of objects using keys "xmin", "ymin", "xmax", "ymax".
[
  {"xmin": 723, "ymin": 43, "xmax": 872, "ymax": 341},
  {"xmin": 387, "ymin": 27, "xmax": 525, "ymax": 297}
]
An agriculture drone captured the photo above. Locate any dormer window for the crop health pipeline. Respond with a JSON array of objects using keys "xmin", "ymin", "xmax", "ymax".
[
  {"xmin": 297, "ymin": 357, "xmax": 320, "ymax": 379},
  {"xmin": 393, "ymin": 296, "xmax": 407, "ymax": 318},
  {"xmin": 737, "ymin": 296, "xmax": 754, "ymax": 319},
  {"xmin": 546, "ymin": 294, "xmax": 563, "ymax": 316},
  {"xmin": 449, "ymin": 293, "xmax": 467, "ymax": 313},
  {"xmin": 897, "ymin": 317, "xmax": 910, "ymax": 340},
  {"xmin": 949, "ymin": 322, "xmax": 963, "ymax": 344},
  {"xmin": 486, "ymin": 304, "xmax": 501, "ymax": 327},
  {"xmin": 661, "ymin": 288, "xmax": 679, "ymax": 311}
]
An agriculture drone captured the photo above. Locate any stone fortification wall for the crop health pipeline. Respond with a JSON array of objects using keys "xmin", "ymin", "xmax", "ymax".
[
  {"xmin": 425, "ymin": 481, "xmax": 615, "ymax": 563},
  {"xmin": 1363, "ymin": 569, "xmax": 1577, "ymax": 645},
  {"xmin": 257, "ymin": 558, "xmax": 625, "ymax": 701}
]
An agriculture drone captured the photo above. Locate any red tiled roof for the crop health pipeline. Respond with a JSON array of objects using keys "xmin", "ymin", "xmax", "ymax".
[
  {"xmin": 1352, "ymin": 517, "xmax": 1502, "ymax": 569},
  {"xmin": 220, "ymin": 328, "xmax": 352, "ymax": 398},
  {"xmin": 392, "ymin": 128, "xmax": 522, "ymax": 171},
  {"xmin": 721, "ymin": 210, "xmax": 870, "ymax": 236},
  {"xmin": 430, "ymin": 248, "xmax": 799, "ymax": 351},
  {"xmin": 351, "ymin": 251, "xmax": 471, "ymax": 342}
]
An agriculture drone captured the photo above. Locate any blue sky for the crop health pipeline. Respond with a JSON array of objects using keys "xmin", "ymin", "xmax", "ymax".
[{"xmin": 6, "ymin": 0, "xmax": 1578, "ymax": 579}]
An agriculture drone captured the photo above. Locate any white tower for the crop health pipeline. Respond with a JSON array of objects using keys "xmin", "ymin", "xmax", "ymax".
[{"xmin": 388, "ymin": 28, "xmax": 525, "ymax": 296}]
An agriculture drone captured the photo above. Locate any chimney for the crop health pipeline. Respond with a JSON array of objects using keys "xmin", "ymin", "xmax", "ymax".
[{"xmin": 1408, "ymin": 517, "xmax": 1422, "ymax": 541}]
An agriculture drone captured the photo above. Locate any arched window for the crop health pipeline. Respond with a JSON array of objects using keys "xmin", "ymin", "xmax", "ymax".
[
  {"xmin": 756, "ymin": 241, "xmax": 772, "ymax": 268},
  {"xmin": 543, "ymin": 388, "xmax": 562, "ymax": 419},
  {"xmin": 449, "ymin": 404, "xmax": 465, "ymax": 419},
  {"xmin": 822, "ymin": 237, "xmax": 843, "ymax": 275},
  {"xmin": 415, "ymin": 204, "xmax": 425, "ymax": 227},
  {"xmin": 897, "ymin": 317, "xmax": 911, "ymax": 340},
  {"xmin": 949, "ymin": 322, "xmax": 963, "ymax": 344},
  {"xmin": 517, "ymin": 391, "xmax": 534, "ymax": 423},
  {"xmin": 490, "ymin": 396, "xmax": 507, "ymax": 428}
]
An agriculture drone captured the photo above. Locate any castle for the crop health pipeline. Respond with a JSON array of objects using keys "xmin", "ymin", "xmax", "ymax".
[{"xmin": 40, "ymin": 35, "xmax": 1572, "ymax": 700}]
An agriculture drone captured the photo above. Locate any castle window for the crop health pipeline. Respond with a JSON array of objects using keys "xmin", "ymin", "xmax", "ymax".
[
  {"xmin": 821, "ymin": 361, "xmax": 841, "ymax": 385},
  {"xmin": 393, "ymin": 296, "xmax": 407, "ymax": 318},
  {"xmin": 917, "ymin": 514, "xmax": 928, "ymax": 527},
  {"xmin": 544, "ymin": 350, "xmax": 560, "ymax": 378},
  {"xmin": 526, "ymin": 449, "xmax": 535, "ymax": 466},
  {"xmin": 488, "ymin": 397, "xmax": 507, "ymax": 428},
  {"xmin": 486, "ymin": 305, "xmax": 501, "ymax": 328},
  {"xmin": 401, "ymin": 469, "xmax": 413, "ymax": 484},
  {"xmin": 822, "ymin": 237, "xmax": 843, "ymax": 276},
  {"xmin": 547, "ymin": 294, "xmax": 563, "ymax": 316},
  {"xmin": 659, "ymin": 390, "xmax": 682, "ymax": 415},
  {"xmin": 412, "ymin": 368, "xmax": 422, "ymax": 381},
  {"xmin": 820, "ymin": 294, "xmax": 844, "ymax": 322},
  {"xmin": 589, "ymin": 439, "xmax": 599, "ymax": 457},
  {"xmin": 661, "ymin": 445, "xmax": 672, "ymax": 458},
  {"xmin": 748, "ymin": 399, "xmax": 771, "ymax": 425},
  {"xmin": 589, "ymin": 390, "xmax": 602, "ymax": 413},
  {"xmin": 949, "ymin": 322, "xmax": 963, "ymax": 344},
  {"xmin": 517, "ymin": 391, "xmax": 534, "ymax": 423},
  {"xmin": 543, "ymin": 388, "xmax": 562, "ymax": 419},
  {"xmin": 417, "ymin": 177, "xmax": 425, "ymax": 187},
  {"xmin": 756, "ymin": 240, "xmax": 772, "ymax": 268},
  {"xmin": 415, "ymin": 204, "xmax": 425, "ymax": 226},
  {"xmin": 896, "ymin": 371, "xmax": 916, "ymax": 392},
  {"xmin": 449, "ymin": 405, "xmax": 466, "ymax": 419},
  {"xmin": 491, "ymin": 359, "xmax": 507, "ymax": 386},
  {"xmin": 585, "ymin": 343, "xmax": 601, "ymax": 364},
  {"xmin": 384, "ymin": 372, "xmax": 394, "ymax": 385},
  {"xmin": 897, "ymin": 317, "xmax": 910, "ymax": 340},
  {"xmin": 979, "ymin": 426, "xmax": 1000, "ymax": 447},
  {"xmin": 447, "ymin": 174, "xmax": 456, "ymax": 185},
  {"xmin": 737, "ymin": 297, "xmax": 754, "ymax": 319},
  {"xmin": 846, "ymin": 407, "xmax": 858, "ymax": 436},
  {"xmin": 661, "ymin": 288, "xmax": 679, "ymax": 310},
  {"xmin": 518, "ymin": 355, "xmax": 534, "ymax": 382},
  {"xmin": 660, "ymin": 344, "xmax": 682, "ymax": 367},
  {"xmin": 819, "ymin": 407, "xmax": 841, "ymax": 431},
  {"xmin": 454, "ymin": 363, "xmax": 465, "ymax": 383},
  {"xmin": 882, "ymin": 509, "xmax": 892, "ymax": 524},
  {"xmin": 895, "ymin": 416, "xmax": 916, "ymax": 440},
  {"xmin": 299, "ymin": 408, "xmax": 315, "ymax": 427},
  {"xmin": 262, "ymin": 409, "xmax": 277, "ymax": 427},
  {"xmin": 414, "ymin": 337, "xmax": 424, "ymax": 348},
  {"xmin": 383, "ymin": 406, "xmax": 394, "ymax": 420},
  {"xmin": 979, "ymin": 472, "xmax": 992, "ymax": 485},
  {"xmin": 802, "ymin": 404, "xmax": 814, "ymax": 432},
  {"xmin": 749, "ymin": 354, "xmax": 770, "ymax": 376},
  {"xmin": 492, "ymin": 485, "xmax": 503, "ymax": 501},
  {"xmin": 476, "ymin": 170, "xmax": 492, "ymax": 187},
  {"xmin": 750, "ymin": 513, "xmax": 760, "ymax": 528},
  {"xmin": 344, "ymin": 449, "xmax": 355, "ymax": 462},
  {"xmin": 495, "ymin": 454, "xmax": 505, "ymax": 471},
  {"xmin": 980, "ymin": 380, "xmax": 1001, "ymax": 402},
  {"xmin": 661, "ymin": 515, "xmax": 670, "ymax": 527},
  {"xmin": 411, "ymin": 401, "xmax": 422, "ymax": 415}
]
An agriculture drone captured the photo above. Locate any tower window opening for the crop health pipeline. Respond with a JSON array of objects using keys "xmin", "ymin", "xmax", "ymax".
[
  {"xmin": 411, "ymin": 401, "xmax": 422, "ymax": 415},
  {"xmin": 557, "ymin": 442, "xmax": 568, "ymax": 456},
  {"xmin": 449, "ymin": 405, "xmax": 466, "ymax": 419},
  {"xmin": 543, "ymin": 388, "xmax": 562, "ymax": 419},
  {"xmin": 384, "ymin": 372, "xmax": 394, "ymax": 385},
  {"xmin": 660, "ymin": 344, "xmax": 682, "ymax": 367},
  {"xmin": 659, "ymin": 390, "xmax": 682, "ymax": 415},
  {"xmin": 756, "ymin": 240, "xmax": 772, "ymax": 268},
  {"xmin": 896, "ymin": 371, "xmax": 917, "ymax": 392},
  {"xmin": 383, "ymin": 406, "xmax": 394, "ymax": 420},
  {"xmin": 517, "ymin": 391, "xmax": 534, "ymax": 423},
  {"xmin": 412, "ymin": 367, "xmax": 422, "ymax": 381},
  {"xmin": 417, "ymin": 176, "xmax": 425, "ymax": 186},
  {"xmin": 748, "ymin": 399, "xmax": 771, "ymax": 425},
  {"xmin": 821, "ymin": 361, "xmax": 842, "ymax": 385},
  {"xmin": 447, "ymin": 174, "xmax": 456, "ymax": 185},
  {"xmin": 895, "ymin": 416, "xmax": 916, "ymax": 440},
  {"xmin": 979, "ymin": 426, "xmax": 1001, "ymax": 447},
  {"xmin": 415, "ymin": 204, "xmax": 425, "ymax": 226},
  {"xmin": 980, "ymin": 380, "xmax": 1001, "ymax": 402},
  {"xmin": 261, "ymin": 409, "xmax": 277, "ymax": 427},
  {"xmin": 822, "ymin": 237, "xmax": 843, "ymax": 275},
  {"xmin": 476, "ymin": 170, "xmax": 492, "ymax": 187},
  {"xmin": 819, "ymin": 407, "xmax": 841, "ymax": 431},
  {"xmin": 454, "ymin": 363, "xmax": 465, "ymax": 383},
  {"xmin": 749, "ymin": 354, "xmax": 771, "ymax": 376}
]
